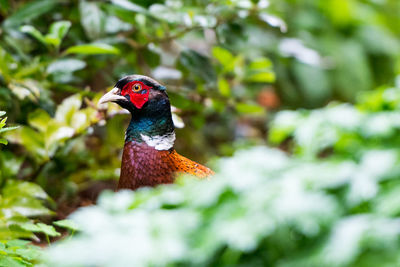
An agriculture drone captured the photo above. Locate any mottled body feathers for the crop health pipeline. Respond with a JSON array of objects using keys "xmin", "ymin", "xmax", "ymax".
[{"xmin": 119, "ymin": 141, "xmax": 214, "ymax": 190}]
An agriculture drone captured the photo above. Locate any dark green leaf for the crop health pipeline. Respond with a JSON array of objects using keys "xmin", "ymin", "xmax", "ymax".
[
  {"xmin": 3, "ymin": 0, "xmax": 57, "ymax": 28},
  {"xmin": 19, "ymin": 25, "xmax": 47, "ymax": 46},
  {"xmin": 180, "ymin": 50, "xmax": 216, "ymax": 82}
]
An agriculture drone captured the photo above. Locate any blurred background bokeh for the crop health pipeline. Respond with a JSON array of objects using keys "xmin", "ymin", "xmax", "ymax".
[{"xmin": 1, "ymin": 0, "xmax": 400, "ymax": 266}]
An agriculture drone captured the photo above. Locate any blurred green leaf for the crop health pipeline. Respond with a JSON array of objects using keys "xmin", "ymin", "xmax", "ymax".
[
  {"xmin": 259, "ymin": 13, "xmax": 287, "ymax": 32},
  {"xmin": 0, "ymin": 126, "xmax": 19, "ymax": 134},
  {"xmin": 65, "ymin": 43, "xmax": 120, "ymax": 55},
  {"xmin": 218, "ymin": 77, "xmax": 231, "ymax": 97},
  {"xmin": 180, "ymin": 49, "xmax": 216, "ymax": 82},
  {"xmin": 46, "ymin": 59, "xmax": 86, "ymax": 74},
  {"xmin": 3, "ymin": 180, "xmax": 49, "ymax": 201},
  {"xmin": 53, "ymin": 220, "xmax": 80, "ymax": 232},
  {"xmin": 35, "ymin": 223, "xmax": 60, "ymax": 237},
  {"xmin": 7, "ymin": 126, "xmax": 47, "ymax": 160},
  {"xmin": 2, "ymin": 0, "xmax": 57, "ymax": 28},
  {"xmin": 249, "ymin": 58, "xmax": 273, "ymax": 70},
  {"xmin": 111, "ymin": 0, "xmax": 148, "ymax": 13},
  {"xmin": 212, "ymin": 47, "xmax": 235, "ymax": 72},
  {"xmin": 28, "ymin": 109, "xmax": 51, "ymax": 133},
  {"xmin": 20, "ymin": 223, "xmax": 60, "ymax": 237},
  {"xmin": 235, "ymin": 103, "xmax": 264, "ymax": 114},
  {"xmin": 79, "ymin": 1, "xmax": 105, "ymax": 40},
  {"xmin": 292, "ymin": 62, "xmax": 330, "ymax": 105},
  {"xmin": 245, "ymin": 71, "xmax": 275, "ymax": 83},
  {"xmin": 0, "ymin": 256, "xmax": 29, "ymax": 267},
  {"xmin": 45, "ymin": 20, "xmax": 71, "ymax": 47},
  {"xmin": 19, "ymin": 25, "xmax": 47, "ymax": 46}
]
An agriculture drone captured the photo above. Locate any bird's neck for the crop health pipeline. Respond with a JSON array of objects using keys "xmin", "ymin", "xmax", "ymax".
[{"xmin": 125, "ymin": 97, "xmax": 175, "ymax": 150}]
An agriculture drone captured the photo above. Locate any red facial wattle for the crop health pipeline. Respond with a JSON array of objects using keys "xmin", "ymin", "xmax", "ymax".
[{"xmin": 121, "ymin": 81, "xmax": 151, "ymax": 109}]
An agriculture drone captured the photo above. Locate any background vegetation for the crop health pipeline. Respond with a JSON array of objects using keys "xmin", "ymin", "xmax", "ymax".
[{"xmin": 1, "ymin": 0, "xmax": 400, "ymax": 266}]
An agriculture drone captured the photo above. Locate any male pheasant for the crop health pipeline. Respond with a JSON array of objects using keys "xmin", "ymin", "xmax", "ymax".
[{"xmin": 99, "ymin": 75, "xmax": 214, "ymax": 190}]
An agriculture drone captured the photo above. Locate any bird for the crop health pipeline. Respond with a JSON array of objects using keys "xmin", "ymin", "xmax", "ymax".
[{"xmin": 98, "ymin": 75, "xmax": 214, "ymax": 190}]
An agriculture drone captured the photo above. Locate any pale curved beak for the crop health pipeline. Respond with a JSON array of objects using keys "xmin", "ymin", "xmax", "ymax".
[{"xmin": 98, "ymin": 87, "xmax": 126, "ymax": 107}]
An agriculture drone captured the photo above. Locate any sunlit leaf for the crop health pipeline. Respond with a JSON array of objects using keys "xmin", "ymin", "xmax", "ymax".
[
  {"xmin": 35, "ymin": 223, "xmax": 60, "ymax": 237},
  {"xmin": 28, "ymin": 109, "xmax": 51, "ymax": 132},
  {"xmin": 20, "ymin": 223, "xmax": 60, "ymax": 237},
  {"xmin": 0, "ymin": 126, "xmax": 19, "ymax": 134},
  {"xmin": 65, "ymin": 43, "xmax": 120, "ymax": 55},
  {"xmin": 45, "ymin": 20, "xmax": 71, "ymax": 47},
  {"xmin": 249, "ymin": 58, "xmax": 273, "ymax": 70},
  {"xmin": 6, "ymin": 126, "xmax": 47, "ymax": 160},
  {"xmin": 55, "ymin": 94, "xmax": 82, "ymax": 125},
  {"xmin": 245, "ymin": 72, "xmax": 275, "ymax": 83},
  {"xmin": 212, "ymin": 47, "xmax": 235, "ymax": 72},
  {"xmin": 235, "ymin": 103, "xmax": 264, "ymax": 114},
  {"xmin": 53, "ymin": 220, "xmax": 80, "ymax": 232},
  {"xmin": 217, "ymin": 77, "xmax": 230, "ymax": 97}
]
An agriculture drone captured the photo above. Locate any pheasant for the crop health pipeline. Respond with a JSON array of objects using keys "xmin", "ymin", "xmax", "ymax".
[{"xmin": 99, "ymin": 75, "xmax": 214, "ymax": 190}]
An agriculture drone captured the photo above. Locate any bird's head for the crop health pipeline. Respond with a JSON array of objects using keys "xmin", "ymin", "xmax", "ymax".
[{"xmin": 98, "ymin": 75, "xmax": 167, "ymax": 112}]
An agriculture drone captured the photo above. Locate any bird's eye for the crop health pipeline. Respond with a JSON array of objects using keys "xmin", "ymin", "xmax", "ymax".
[{"xmin": 132, "ymin": 83, "xmax": 142, "ymax": 92}]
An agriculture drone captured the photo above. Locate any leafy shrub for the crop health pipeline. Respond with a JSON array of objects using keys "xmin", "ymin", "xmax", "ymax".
[
  {"xmin": 0, "ymin": 112, "xmax": 56, "ymax": 267},
  {"xmin": 0, "ymin": 0, "xmax": 282, "ymax": 205},
  {"xmin": 44, "ymin": 80, "xmax": 400, "ymax": 267},
  {"xmin": 0, "ymin": 239, "xmax": 41, "ymax": 267}
]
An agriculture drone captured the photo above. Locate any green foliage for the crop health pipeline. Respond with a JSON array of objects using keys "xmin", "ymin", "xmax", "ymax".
[
  {"xmin": 0, "ymin": 239, "xmax": 41, "ymax": 267},
  {"xmin": 65, "ymin": 44, "xmax": 120, "ymax": 55},
  {"xmin": 0, "ymin": 114, "xmax": 55, "ymax": 267},
  {"xmin": 44, "ymin": 81, "xmax": 400, "ymax": 266},
  {"xmin": 269, "ymin": 76, "xmax": 400, "ymax": 159},
  {"xmin": 53, "ymin": 219, "xmax": 80, "ymax": 232},
  {"xmin": 20, "ymin": 20, "xmax": 71, "ymax": 50},
  {"xmin": 6, "ymin": 95, "xmax": 98, "ymax": 163},
  {"xmin": 0, "ymin": 180, "xmax": 55, "ymax": 239},
  {"xmin": 46, "ymin": 80, "xmax": 400, "ymax": 266},
  {"xmin": 0, "ymin": 0, "xmax": 284, "ymax": 205},
  {"xmin": 267, "ymin": 0, "xmax": 400, "ymax": 107}
]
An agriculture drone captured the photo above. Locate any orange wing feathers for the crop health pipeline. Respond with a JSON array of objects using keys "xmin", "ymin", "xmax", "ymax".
[{"xmin": 167, "ymin": 150, "xmax": 214, "ymax": 178}]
